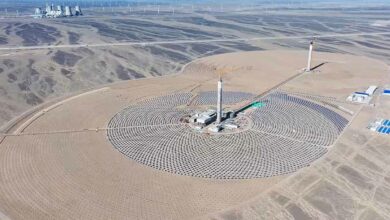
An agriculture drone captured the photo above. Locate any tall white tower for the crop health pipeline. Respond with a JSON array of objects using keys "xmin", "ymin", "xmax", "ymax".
[
  {"xmin": 306, "ymin": 40, "xmax": 314, "ymax": 72},
  {"xmin": 217, "ymin": 77, "xmax": 223, "ymax": 124}
]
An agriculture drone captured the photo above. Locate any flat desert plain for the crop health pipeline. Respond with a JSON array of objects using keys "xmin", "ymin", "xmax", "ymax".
[{"xmin": 0, "ymin": 50, "xmax": 389, "ymax": 220}]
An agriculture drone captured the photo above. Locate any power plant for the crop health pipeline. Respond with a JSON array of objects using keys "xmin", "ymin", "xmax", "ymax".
[
  {"xmin": 33, "ymin": 4, "xmax": 82, "ymax": 18},
  {"xmin": 186, "ymin": 67, "xmax": 257, "ymax": 134},
  {"xmin": 1, "ymin": 0, "xmax": 390, "ymax": 217}
]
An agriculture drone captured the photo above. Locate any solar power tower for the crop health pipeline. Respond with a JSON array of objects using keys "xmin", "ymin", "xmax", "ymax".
[
  {"xmin": 306, "ymin": 40, "xmax": 315, "ymax": 72},
  {"xmin": 217, "ymin": 75, "xmax": 223, "ymax": 124},
  {"xmin": 215, "ymin": 67, "xmax": 240, "ymax": 124}
]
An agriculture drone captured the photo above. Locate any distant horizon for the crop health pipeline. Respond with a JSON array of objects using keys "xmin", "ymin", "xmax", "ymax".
[
  {"xmin": 2, "ymin": 0, "xmax": 390, "ymax": 5},
  {"xmin": 1, "ymin": 0, "xmax": 390, "ymax": 13}
]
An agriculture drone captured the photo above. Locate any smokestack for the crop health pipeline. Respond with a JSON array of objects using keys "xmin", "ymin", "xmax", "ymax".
[
  {"xmin": 217, "ymin": 78, "xmax": 223, "ymax": 124},
  {"xmin": 306, "ymin": 41, "xmax": 314, "ymax": 72}
]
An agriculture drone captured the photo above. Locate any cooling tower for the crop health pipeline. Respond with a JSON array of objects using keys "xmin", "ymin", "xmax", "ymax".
[
  {"xmin": 65, "ymin": 6, "xmax": 72, "ymax": 16},
  {"xmin": 34, "ymin": 7, "xmax": 42, "ymax": 15},
  {"xmin": 74, "ymin": 5, "xmax": 82, "ymax": 16},
  {"xmin": 45, "ymin": 4, "xmax": 51, "ymax": 13},
  {"xmin": 57, "ymin": 5, "xmax": 63, "ymax": 16}
]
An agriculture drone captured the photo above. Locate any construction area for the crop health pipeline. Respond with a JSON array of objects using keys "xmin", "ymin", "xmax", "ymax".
[{"xmin": 0, "ymin": 49, "xmax": 390, "ymax": 219}]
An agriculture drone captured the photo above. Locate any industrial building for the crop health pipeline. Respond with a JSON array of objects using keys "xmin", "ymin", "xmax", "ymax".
[
  {"xmin": 383, "ymin": 88, "xmax": 390, "ymax": 96},
  {"xmin": 368, "ymin": 119, "xmax": 390, "ymax": 135},
  {"xmin": 192, "ymin": 109, "xmax": 217, "ymax": 125},
  {"xmin": 346, "ymin": 85, "xmax": 377, "ymax": 104},
  {"xmin": 33, "ymin": 4, "xmax": 82, "ymax": 18}
]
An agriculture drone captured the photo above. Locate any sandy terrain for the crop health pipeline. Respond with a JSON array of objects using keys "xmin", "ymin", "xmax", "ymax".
[
  {"xmin": 1, "ymin": 6, "xmax": 390, "ymax": 129},
  {"xmin": 0, "ymin": 50, "xmax": 389, "ymax": 219}
]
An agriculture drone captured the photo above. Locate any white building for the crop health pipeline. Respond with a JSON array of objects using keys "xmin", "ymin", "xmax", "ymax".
[
  {"xmin": 196, "ymin": 110, "xmax": 216, "ymax": 124},
  {"xmin": 347, "ymin": 92, "xmax": 370, "ymax": 104},
  {"xmin": 365, "ymin": 86, "xmax": 377, "ymax": 96},
  {"xmin": 347, "ymin": 85, "xmax": 377, "ymax": 104},
  {"xmin": 383, "ymin": 88, "xmax": 390, "ymax": 96},
  {"xmin": 208, "ymin": 125, "xmax": 222, "ymax": 133}
]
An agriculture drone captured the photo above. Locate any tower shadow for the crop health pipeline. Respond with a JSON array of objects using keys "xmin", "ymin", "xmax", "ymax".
[{"xmin": 310, "ymin": 62, "xmax": 327, "ymax": 71}]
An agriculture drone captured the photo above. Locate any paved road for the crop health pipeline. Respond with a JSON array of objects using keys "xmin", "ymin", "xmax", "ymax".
[{"xmin": 1, "ymin": 31, "xmax": 390, "ymax": 51}]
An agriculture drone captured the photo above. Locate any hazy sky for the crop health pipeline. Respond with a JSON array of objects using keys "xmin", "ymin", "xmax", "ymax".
[{"xmin": 5, "ymin": 0, "xmax": 390, "ymax": 3}]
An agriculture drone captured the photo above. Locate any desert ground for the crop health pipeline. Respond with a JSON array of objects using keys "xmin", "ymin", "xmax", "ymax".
[
  {"xmin": 0, "ymin": 5, "xmax": 390, "ymax": 129},
  {"xmin": 0, "ymin": 4, "xmax": 390, "ymax": 220},
  {"xmin": 0, "ymin": 49, "xmax": 389, "ymax": 219}
]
